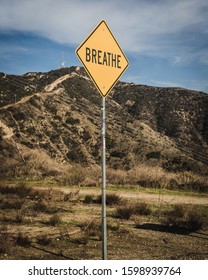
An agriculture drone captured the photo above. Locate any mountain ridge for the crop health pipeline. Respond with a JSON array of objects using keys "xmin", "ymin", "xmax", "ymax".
[{"xmin": 0, "ymin": 66, "xmax": 208, "ymax": 178}]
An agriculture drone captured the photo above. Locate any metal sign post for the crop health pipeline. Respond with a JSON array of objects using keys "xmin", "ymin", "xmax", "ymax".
[
  {"xmin": 75, "ymin": 19, "xmax": 129, "ymax": 260},
  {"xmin": 101, "ymin": 97, "xmax": 107, "ymax": 260}
]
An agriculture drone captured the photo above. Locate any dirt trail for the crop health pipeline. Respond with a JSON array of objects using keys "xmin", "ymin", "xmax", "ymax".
[
  {"xmin": 35, "ymin": 185, "xmax": 208, "ymax": 205},
  {"xmin": 44, "ymin": 74, "xmax": 71, "ymax": 92},
  {"xmin": 78, "ymin": 188, "xmax": 208, "ymax": 205}
]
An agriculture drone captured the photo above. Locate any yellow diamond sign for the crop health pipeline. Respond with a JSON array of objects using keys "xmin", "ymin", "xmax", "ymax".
[{"xmin": 76, "ymin": 20, "xmax": 129, "ymax": 97}]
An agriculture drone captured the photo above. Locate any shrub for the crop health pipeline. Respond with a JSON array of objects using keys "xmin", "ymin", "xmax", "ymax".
[
  {"xmin": 115, "ymin": 205, "xmax": 134, "ymax": 220},
  {"xmin": 0, "ymin": 226, "xmax": 12, "ymax": 254},
  {"xmin": 62, "ymin": 165, "xmax": 87, "ymax": 186},
  {"xmin": 164, "ymin": 204, "xmax": 204, "ymax": 231},
  {"xmin": 80, "ymin": 220, "xmax": 101, "ymax": 239},
  {"xmin": 37, "ymin": 235, "xmax": 51, "ymax": 246},
  {"xmin": 127, "ymin": 165, "xmax": 167, "ymax": 188},
  {"xmin": 0, "ymin": 198, "xmax": 25, "ymax": 210},
  {"xmin": 63, "ymin": 190, "xmax": 80, "ymax": 202},
  {"xmin": 15, "ymin": 212, "xmax": 24, "ymax": 223},
  {"xmin": 106, "ymin": 169, "xmax": 127, "ymax": 185},
  {"xmin": 95, "ymin": 193, "xmax": 122, "ymax": 206},
  {"xmin": 83, "ymin": 194, "xmax": 94, "ymax": 204},
  {"xmin": 0, "ymin": 183, "xmax": 31, "ymax": 198},
  {"xmin": 108, "ymin": 221, "xmax": 120, "ymax": 231},
  {"xmin": 16, "ymin": 232, "xmax": 31, "ymax": 247},
  {"xmin": 132, "ymin": 202, "xmax": 152, "ymax": 216},
  {"xmin": 175, "ymin": 172, "xmax": 208, "ymax": 192},
  {"xmin": 186, "ymin": 208, "xmax": 204, "ymax": 231},
  {"xmin": 0, "ymin": 183, "xmax": 38, "ymax": 198},
  {"xmin": 32, "ymin": 201, "xmax": 49, "ymax": 213},
  {"xmin": 47, "ymin": 214, "xmax": 61, "ymax": 226}
]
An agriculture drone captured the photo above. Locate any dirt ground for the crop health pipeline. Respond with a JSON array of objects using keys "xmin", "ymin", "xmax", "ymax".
[{"xmin": 0, "ymin": 183, "xmax": 207, "ymax": 260}]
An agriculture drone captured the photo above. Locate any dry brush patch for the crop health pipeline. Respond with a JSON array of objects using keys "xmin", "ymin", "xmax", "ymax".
[
  {"xmin": 0, "ymin": 181, "xmax": 208, "ymax": 260},
  {"xmin": 163, "ymin": 204, "xmax": 205, "ymax": 231}
]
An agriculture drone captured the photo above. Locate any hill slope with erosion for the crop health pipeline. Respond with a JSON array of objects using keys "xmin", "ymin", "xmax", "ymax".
[{"xmin": 0, "ymin": 67, "xmax": 208, "ymax": 179}]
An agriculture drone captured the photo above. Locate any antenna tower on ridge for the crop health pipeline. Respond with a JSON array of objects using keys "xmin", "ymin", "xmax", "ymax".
[{"xmin": 61, "ymin": 53, "xmax": 66, "ymax": 68}]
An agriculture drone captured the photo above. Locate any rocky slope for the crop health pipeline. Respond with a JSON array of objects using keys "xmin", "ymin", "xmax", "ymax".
[{"xmin": 0, "ymin": 66, "xmax": 208, "ymax": 178}]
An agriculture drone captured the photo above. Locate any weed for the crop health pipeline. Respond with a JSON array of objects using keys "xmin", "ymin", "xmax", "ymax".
[
  {"xmin": 15, "ymin": 212, "xmax": 24, "ymax": 223},
  {"xmin": 47, "ymin": 214, "xmax": 61, "ymax": 226},
  {"xmin": 63, "ymin": 190, "xmax": 80, "ymax": 202},
  {"xmin": 106, "ymin": 169, "xmax": 127, "ymax": 185},
  {"xmin": 132, "ymin": 201, "xmax": 152, "ymax": 216},
  {"xmin": 95, "ymin": 193, "xmax": 122, "ymax": 206},
  {"xmin": 0, "ymin": 226, "xmax": 12, "ymax": 254},
  {"xmin": 32, "ymin": 201, "xmax": 49, "ymax": 213},
  {"xmin": 62, "ymin": 165, "xmax": 86, "ymax": 186},
  {"xmin": 83, "ymin": 194, "xmax": 94, "ymax": 204},
  {"xmin": 37, "ymin": 235, "xmax": 51, "ymax": 246},
  {"xmin": 164, "ymin": 204, "xmax": 204, "ymax": 231},
  {"xmin": 0, "ymin": 198, "xmax": 25, "ymax": 210},
  {"xmin": 80, "ymin": 220, "xmax": 101, "ymax": 240},
  {"xmin": 63, "ymin": 193, "xmax": 72, "ymax": 202},
  {"xmin": 16, "ymin": 232, "xmax": 31, "ymax": 247},
  {"xmin": 108, "ymin": 221, "xmax": 120, "ymax": 231},
  {"xmin": 72, "ymin": 236, "xmax": 88, "ymax": 245},
  {"xmin": 115, "ymin": 205, "xmax": 134, "ymax": 220},
  {"xmin": 0, "ymin": 183, "xmax": 38, "ymax": 198},
  {"xmin": 185, "ymin": 208, "xmax": 204, "ymax": 231}
]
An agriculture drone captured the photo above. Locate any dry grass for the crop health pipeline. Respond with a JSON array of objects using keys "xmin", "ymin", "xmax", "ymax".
[
  {"xmin": 0, "ymin": 181, "xmax": 207, "ymax": 260},
  {"xmin": 1, "ymin": 152, "xmax": 207, "ymax": 193},
  {"xmin": 115, "ymin": 201, "xmax": 152, "ymax": 220},
  {"xmin": 163, "ymin": 204, "xmax": 204, "ymax": 231}
]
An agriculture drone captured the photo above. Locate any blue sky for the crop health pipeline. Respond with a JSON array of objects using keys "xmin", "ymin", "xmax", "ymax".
[{"xmin": 0, "ymin": 0, "xmax": 208, "ymax": 93}]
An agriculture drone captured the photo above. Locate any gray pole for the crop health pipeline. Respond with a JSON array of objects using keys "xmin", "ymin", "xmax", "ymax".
[{"xmin": 101, "ymin": 96, "xmax": 107, "ymax": 260}]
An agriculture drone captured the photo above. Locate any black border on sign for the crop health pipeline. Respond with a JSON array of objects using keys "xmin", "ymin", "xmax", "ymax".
[{"xmin": 75, "ymin": 20, "xmax": 129, "ymax": 98}]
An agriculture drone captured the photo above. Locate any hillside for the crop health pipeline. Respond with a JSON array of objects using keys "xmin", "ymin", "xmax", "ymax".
[{"xmin": 0, "ymin": 66, "xmax": 208, "ymax": 180}]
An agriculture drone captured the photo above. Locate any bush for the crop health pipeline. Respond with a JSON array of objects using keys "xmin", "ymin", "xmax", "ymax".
[
  {"xmin": 115, "ymin": 201, "xmax": 152, "ymax": 220},
  {"xmin": 0, "ymin": 226, "xmax": 12, "ymax": 254},
  {"xmin": 115, "ymin": 205, "xmax": 134, "ymax": 220},
  {"xmin": 95, "ymin": 193, "xmax": 122, "ymax": 206},
  {"xmin": 0, "ymin": 183, "xmax": 30, "ymax": 197},
  {"xmin": 127, "ymin": 165, "xmax": 167, "ymax": 188},
  {"xmin": 0, "ymin": 198, "xmax": 25, "ymax": 210},
  {"xmin": 106, "ymin": 169, "xmax": 127, "ymax": 185},
  {"xmin": 80, "ymin": 220, "xmax": 101, "ymax": 239},
  {"xmin": 83, "ymin": 194, "xmax": 94, "ymax": 204},
  {"xmin": 37, "ymin": 235, "xmax": 51, "ymax": 246},
  {"xmin": 16, "ymin": 232, "xmax": 31, "ymax": 247},
  {"xmin": 0, "ymin": 182, "xmax": 41, "ymax": 199},
  {"xmin": 132, "ymin": 202, "xmax": 152, "ymax": 216},
  {"xmin": 62, "ymin": 165, "xmax": 87, "ymax": 186},
  {"xmin": 47, "ymin": 214, "xmax": 61, "ymax": 226},
  {"xmin": 15, "ymin": 212, "xmax": 24, "ymax": 223},
  {"xmin": 28, "ymin": 200, "xmax": 58, "ymax": 214},
  {"xmin": 164, "ymin": 204, "xmax": 204, "ymax": 231}
]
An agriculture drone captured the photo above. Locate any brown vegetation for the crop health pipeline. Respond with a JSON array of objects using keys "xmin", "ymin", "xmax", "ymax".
[{"xmin": 0, "ymin": 182, "xmax": 207, "ymax": 259}]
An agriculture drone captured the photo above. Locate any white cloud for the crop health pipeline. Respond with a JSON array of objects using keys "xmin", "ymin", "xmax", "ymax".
[{"xmin": 0, "ymin": 0, "xmax": 208, "ymax": 63}]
